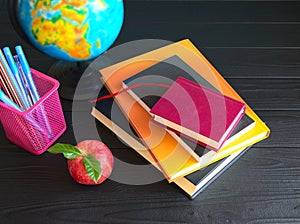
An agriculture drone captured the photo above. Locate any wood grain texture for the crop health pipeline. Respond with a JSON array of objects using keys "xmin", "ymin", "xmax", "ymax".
[
  {"xmin": 124, "ymin": 2, "xmax": 300, "ymax": 24},
  {"xmin": 0, "ymin": 1, "xmax": 300, "ymax": 223}
]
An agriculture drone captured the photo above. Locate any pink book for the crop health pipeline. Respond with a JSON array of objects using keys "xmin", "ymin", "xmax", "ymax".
[{"xmin": 150, "ymin": 76, "xmax": 246, "ymax": 151}]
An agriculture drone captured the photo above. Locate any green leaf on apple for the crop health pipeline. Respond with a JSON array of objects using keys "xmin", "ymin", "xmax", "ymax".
[
  {"xmin": 48, "ymin": 143, "xmax": 103, "ymax": 183},
  {"xmin": 82, "ymin": 155, "xmax": 102, "ymax": 183},
  {"xmin": 48, "ymin": 143, "xmax": 82, "ymax": 159}
]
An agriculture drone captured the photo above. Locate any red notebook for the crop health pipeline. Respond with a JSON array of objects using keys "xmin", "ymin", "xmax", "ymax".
[{"xmin": 150, "ymin": 76, "xmax": 246, "ymax": 151}]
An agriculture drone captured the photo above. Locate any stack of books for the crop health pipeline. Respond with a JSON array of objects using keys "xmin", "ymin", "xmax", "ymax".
[{"xmin": 91, "ymin": 39, "xmax": 270, "ymax": 199}]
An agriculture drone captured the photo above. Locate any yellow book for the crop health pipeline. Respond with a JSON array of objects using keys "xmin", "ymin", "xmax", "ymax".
[{"xmin": 99, "ymin": 39, "xmax": 270, "ymax": 181}]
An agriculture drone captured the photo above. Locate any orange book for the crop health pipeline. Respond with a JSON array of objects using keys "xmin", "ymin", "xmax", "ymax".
[
  {"xmin": 100, "ymin": 76, "xmax": 200, "ymax": 182},
  {"xmin": 99, "ymin": 39, "xmax": 270, "ymax": 181}
]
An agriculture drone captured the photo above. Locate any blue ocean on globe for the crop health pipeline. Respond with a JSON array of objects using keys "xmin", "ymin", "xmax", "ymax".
[{"xmin": 17, "ymin": 0, "xmax": 124, "ymax": 62}]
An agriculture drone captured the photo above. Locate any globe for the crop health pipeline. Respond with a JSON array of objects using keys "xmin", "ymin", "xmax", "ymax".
[{"xmin": 16, "ymin": 0, "xmax": 124, "ymax": 62}]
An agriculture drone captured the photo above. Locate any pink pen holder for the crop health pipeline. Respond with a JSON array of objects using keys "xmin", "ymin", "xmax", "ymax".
[{"xmin": 0, "ymin": 68, "xmax": 66, "ymax": 155}]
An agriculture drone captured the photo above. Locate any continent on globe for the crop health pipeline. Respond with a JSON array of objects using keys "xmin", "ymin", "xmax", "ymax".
[{"xmin": 17, "ymin": 0, "xmax": 124, "ymax": 62}]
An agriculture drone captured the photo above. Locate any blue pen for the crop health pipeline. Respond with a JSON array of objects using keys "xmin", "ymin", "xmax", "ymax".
[
  {"xmin": 0, "ymin": 89, "xmax": 22, "ymax": 111},
  {"xmin": 15, "ymin": 45, "xmax": 40, "ymax": 103},
  {"xmin": 13, "ymin": 55, "xmax": 34, "ymax": 106},
  {"xmin": 15, "ymin": 46, "xmax": 53, "ymax": 138},
  {"xmin": 3, "ymin": 47, "xmax": 31, "ymax": 109}
]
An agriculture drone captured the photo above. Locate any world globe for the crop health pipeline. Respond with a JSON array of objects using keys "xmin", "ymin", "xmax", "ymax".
[{"xmin": 16, "ymin": 0, "xmax": 124, "ymax": 62}]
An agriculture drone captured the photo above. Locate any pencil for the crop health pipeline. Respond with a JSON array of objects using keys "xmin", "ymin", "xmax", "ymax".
[
  {"xmin": 0, "ymin": 60, "xmax": 24, "ymax": 109},
  {"xmin": 3, "ymin": 47, "xmax": 31, "ymax": 109},
  {"xmin": 0, "ymin": 63, "xmax": 15, "ymax": 102}
]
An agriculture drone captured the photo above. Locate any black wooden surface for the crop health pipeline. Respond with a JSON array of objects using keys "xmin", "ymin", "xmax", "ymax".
[{"xmin": 1, "ymin": 1, "xmax": 300, "ymax": 223}]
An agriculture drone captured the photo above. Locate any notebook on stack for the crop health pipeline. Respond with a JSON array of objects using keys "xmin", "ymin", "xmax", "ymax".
[{"xmin": 122, "ymin": 55, "xmax": 255, "ymax": 151}]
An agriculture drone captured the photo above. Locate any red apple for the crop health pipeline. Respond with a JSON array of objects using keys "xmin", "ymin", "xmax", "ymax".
[
  {"xmin": 68, "ymin": 140, "xmax": 114, "ymax": 185},
  {"xmin": 48, "ymin": 140, "xmax": 114, "ymax": 185}
]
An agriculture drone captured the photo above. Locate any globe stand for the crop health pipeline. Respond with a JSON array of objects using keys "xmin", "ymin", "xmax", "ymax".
[
  {"xmin": 48, "ymin": 61, "xmax": 98, "ymax": 101},
  {"xmin": 48, "ymin": 55, "xmax": 114, "ymax": 101}
]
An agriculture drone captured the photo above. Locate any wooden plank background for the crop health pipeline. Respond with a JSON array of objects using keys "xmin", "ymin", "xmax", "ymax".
[{"xmin": 0, "ymin": 0, "xmax": 299, "ymax": 223}]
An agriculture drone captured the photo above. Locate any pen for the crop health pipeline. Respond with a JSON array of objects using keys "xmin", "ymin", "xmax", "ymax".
[
  {"xmin": 15, "ymin": 46, "xmax": 54, "ymax": 138},
  {"xmin": 3, "ymin": 47, "xmax": 31, "ymax": 109},
  {"xmin": 13, "ymin": 55, "xmax": 34, "ymax": 106},
  {"xmin": 15, "ymin": 45, "xmax": 40, "ymax": 103}
]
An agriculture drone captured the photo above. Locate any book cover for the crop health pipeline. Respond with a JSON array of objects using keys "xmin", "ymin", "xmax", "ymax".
[
  {"xmin": 92, "ymin": 85, "xmax": 208, "ymax": 159},
  {"xmin": 99, "ymin": 39, "xmax": 269, "ymax": 167},
  {"xmin": 122, "ymin": 55, "xmax": 255, "ymax": 150},
  {"xmin": 183, "ymin": 145, "xmax": 252, "ymax": 199},
  {"xmin": 91, "ymin": 86, "xmax": 252, "ymax": 199},
  {"xmin": 150, "ymin": 76, "xmax": 246, "ymax": 151},
  {"xmin": 99, "ymin": 76, "xmax": 202, "ymax": 181}
]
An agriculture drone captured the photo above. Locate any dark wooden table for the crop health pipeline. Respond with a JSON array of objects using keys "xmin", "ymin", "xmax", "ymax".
[{"xmin": 1, "ymin": 1, "xmax": 300, "ymax": 223}]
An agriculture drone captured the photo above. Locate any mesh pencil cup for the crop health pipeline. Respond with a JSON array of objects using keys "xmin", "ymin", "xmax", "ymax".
[{"xmin": 0, "ymin": 68, "xmax": 66, "ymax": 155}]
